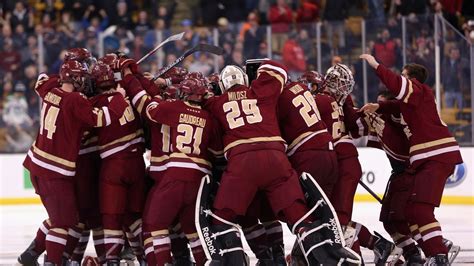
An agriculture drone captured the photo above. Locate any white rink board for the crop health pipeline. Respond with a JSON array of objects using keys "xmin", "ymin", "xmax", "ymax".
[{"xmin": 1, "ymin": 148, "xmax": 472, "ymax": 201}]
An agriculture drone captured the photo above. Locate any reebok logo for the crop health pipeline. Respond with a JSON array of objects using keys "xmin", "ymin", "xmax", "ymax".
[
  {"xmin": 202, "ymin": 227, "xmax": 216, "ymax": 255},
  {"xmin": 329, "ymin": 218, "xmax": 341, "ymax": 244}
]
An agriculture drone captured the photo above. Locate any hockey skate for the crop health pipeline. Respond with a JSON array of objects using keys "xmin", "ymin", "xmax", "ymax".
[
  {"xmin": 373, "ymin": 231, "xmax": 395, "ymax": 265},
  {"xmin": 443, "ymin": 238, "xmax": 460, "ymax": 265},
  {"xmin": 195, "ymin": 175, "xmax": 249, "ymax": 266},
  {"xmin": 289, "ymin": 172, "xmax": 361, "ymax": 265},
  {"xmin": 17, "ymin": 240, "xmax": 40, "ymax": 266},
  {"xmin": 425, "ymin": 254, "xmax": 449, "ymax": 266}
]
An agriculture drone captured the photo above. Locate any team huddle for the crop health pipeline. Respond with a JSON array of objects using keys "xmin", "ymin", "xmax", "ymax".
[{"xmin": 17, "ymin": 47, "xmax": 462, "ymax": 266}]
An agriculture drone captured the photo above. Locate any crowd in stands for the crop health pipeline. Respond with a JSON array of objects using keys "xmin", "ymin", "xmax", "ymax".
[{"xmin": 0, "ymin": 0, "xmax": 473, "ymax": 152}]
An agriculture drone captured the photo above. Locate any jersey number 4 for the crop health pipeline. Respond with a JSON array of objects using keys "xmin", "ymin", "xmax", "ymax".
[
  {"xmin": 223, "ymin": 99, "xmax": 263, "ymax": 129},
  {"xmin": 40, "ymin": 103, "xmax": 60, "ymax": 139}
]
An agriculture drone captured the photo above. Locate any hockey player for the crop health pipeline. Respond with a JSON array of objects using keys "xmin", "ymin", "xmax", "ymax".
[
  {"xmin": 360, "ymin": 54, "xmax": 463, "ymax": 265},
  {"xmin": 22, "ymin": 60, "xmax": 128, "ymax": 265},
  {"xmin": 90, "ymin": 62, "xmax": 146, "ymax": 265},
  {"xmin": 119, "ymin": 63, "xmax": 211, "ymax": 265},
  {"xmin": 202, "ymin": 61, "xmax": 360, "ymax": 264}
]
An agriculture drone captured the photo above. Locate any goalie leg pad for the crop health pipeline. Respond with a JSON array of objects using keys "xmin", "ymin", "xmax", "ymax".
[{"xmin": 292, "ymin": 173, "xmax": 361, "ymax": 265}]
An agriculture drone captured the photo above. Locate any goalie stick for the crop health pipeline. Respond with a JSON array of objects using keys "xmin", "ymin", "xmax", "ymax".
[
  {"xmin": 136, "ymin": 32, "xmax": 185, "ymax": 64},
  {"xmin": 152, "ymin": 43, "xmax": 224, "ymax": 81}
]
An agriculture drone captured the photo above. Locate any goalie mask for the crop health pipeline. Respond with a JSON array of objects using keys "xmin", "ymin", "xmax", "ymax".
[
  {"xmin": 219, "ymin": 65, "xmax": 249, "ymax": 93},
  {"xmin": 60, "ymin": 60, "xmax": 91, "ymax": 92},
  {"xmin": 323, "ymin": 64, "xmax": 354, "ymax": 105}
]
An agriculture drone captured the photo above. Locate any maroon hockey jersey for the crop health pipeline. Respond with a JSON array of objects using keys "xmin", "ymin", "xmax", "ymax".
[
  {"xmin": 24, "ymin": 82, "xmax": 128, "ymax": 178},
  {"xmin": 91, "ymin": 93, "xmax": 145, "ymax": 159},
  {"xmin": 375, "ymin": 64, "xmax": 463, "ymax": 168},
  {"xmin": 278, "ymin": 82, "xmax": 332, "ymax": 156},
  {"xmin": 204, "ymin": 61, "xmax": 288, "ymax": 156},
  {"xmin": 314, "ymin": 92, "xmax": 357, "ymax": 159}
]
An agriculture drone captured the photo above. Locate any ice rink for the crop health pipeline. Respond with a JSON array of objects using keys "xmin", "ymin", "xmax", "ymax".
[{"xmin": 1, "ymin": 202, "xmax": 473, "ymax": 265}]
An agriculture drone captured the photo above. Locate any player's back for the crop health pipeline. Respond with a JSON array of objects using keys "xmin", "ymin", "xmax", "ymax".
[
  {"xmin": 24, "ymin": 88, "xmax": 90, "ymax": 178},
  {"xmin": 314, "ymin": 92, "xmax": 357, "ymax": 159},
  {"xmin": 279, "ymin": 82, "xmax": 332, "ymax": 156},
  {"xmin": 147, "ymin": 100, "xmax": 214, "ymax": 179},
  {"xmin": 91, "ymin": 93, "xmax": 145, "ymax": 159}
]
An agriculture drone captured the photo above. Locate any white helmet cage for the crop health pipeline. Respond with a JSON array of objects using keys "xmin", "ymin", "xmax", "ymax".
[
  {"xmin": 323, "ymin": 63, "xmax": 355, "ymax": 105},
  {"xmin": 218, "ymin": 65, "xmax": 249, "ymax": 93}
]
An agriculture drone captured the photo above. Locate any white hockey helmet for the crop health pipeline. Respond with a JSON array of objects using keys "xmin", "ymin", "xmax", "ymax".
[
  {"xmin": 323, "ymin": 63, "xmax": 355, "ymax": 105},
  {"xmin": 218, "ymin": 65, "xmax": 249, "ymax": 92}
]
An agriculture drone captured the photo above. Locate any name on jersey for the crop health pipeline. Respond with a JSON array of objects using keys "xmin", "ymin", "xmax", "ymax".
[
  {"xmin": 228, "ymin": 91, "xmax": 247, "ymax": 101},
  {"xmin": 289, "ymin": 84, "xmax": 305, "ymax": 94},
  {"xmin": 179, "ymin": 113, "xmax": 207, "ymax": 127},
  {"xmin": 44, "ymin": 92, "xmax": 62, "ymax": 105}
]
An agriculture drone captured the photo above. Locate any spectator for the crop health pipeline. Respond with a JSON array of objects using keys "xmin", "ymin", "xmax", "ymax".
[
  {"xmin": 296, "ymin": 0, "xmax": 319, "ymax": 24},
  {"xmin": 109, "ymin": 0, "xmax": 133, "ymax": 29},
  {"xmin": 395, "ymin": 0, "xmax": 427, "ymax": 16},
  {"xmin": 372, "ymin": 28, "xmax": 400, "ymax": 68},
  {"xmin": 2, "ymin": 82, "xmax": 32, "ymax": 128},
  {"xmin": 81, "ymin": 5, "xmax": 109, "ymax": 35},
  {"xmin": 298, "ymin": 29, "xmax": 313, "ymax": 62},
  {"xmin": 323, "ymin": 0, "xmax": 349, "ymax": 55},
  {"xmin": 410, "ymin": 36, "xmax": 435, "ymax": 86},
  {"xmin": 188, "ymin": 53, "xmax": 212, "ymax": 75},
  {"xmin": 155, "ymin": 1, "xmax": 177, "ymax": 29},
  {"xmin": 439, "ymin": 0, "xmax": 462, "ymax": 32},
  {"xmin": 268, "ymin": 0, "xmax": 293, "ymax": 54},
  {"xmin": 221, "ymin": 0, "xmax": 249, "ymax": 33},
  {"xmin": 239, "ymin": 12, "xmax": 258, "ymax": 41},
  {"xmin": 217, "ymin": 17, "xmax": 235, "ymax": 46},
  {"xmin": 442, "ymin": 47, "xmax": 468, "ymax": 109},
  {"xmin": 0, "ymin": 38, "xmax": 21, "ymax": 75},
  {"xmin": 367, "ymin": 0, "xmax": 385, "ymax": 23},
  {"xmin": 4, "ymin": 125, "xmax": 33, "ymax": 153},
  {"xmin": 134, "ymin": 10, "xmax": 152, "ymax": 35},
  {"xmin": 282, "ymin": 32, "xmax": 306, "ymax": 79},
  {"xmin": 9, "ymin": 1, "xmax": 32, "ymax": 32},
  {"xmin": 243, "ymin": 13, "xmax": 265, "ymax": 59}
]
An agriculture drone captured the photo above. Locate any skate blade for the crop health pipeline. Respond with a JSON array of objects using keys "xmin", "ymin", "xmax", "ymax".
[{"xmin": 448, "ymin": 245, "xmax": 460, "ymax": 265}]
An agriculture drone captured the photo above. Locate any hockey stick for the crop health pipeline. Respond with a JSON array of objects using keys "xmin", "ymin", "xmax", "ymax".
[
  {"xmin": 136, "ymin": 32, "xmax": 185, "ymax": 64},
  {"xmin": 358, "ymin": 179, "xmax": 383, "ymax": 203},
  {"xmin": 151, "ymin": 43, "xmax": 224, "ymax": 81}
]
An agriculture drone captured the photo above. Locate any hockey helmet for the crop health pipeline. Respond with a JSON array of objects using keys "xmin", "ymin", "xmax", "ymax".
[
  {"xmin": 59, "ymin": 60, "xmax": 91, "ymax": 92},
  {"xmin": 323, "ymin": 63, "xmax": 354, "ymax": 105},
  {"xmin": 219, "ymin": 65, "xmax": 249, "ymax": 93}
]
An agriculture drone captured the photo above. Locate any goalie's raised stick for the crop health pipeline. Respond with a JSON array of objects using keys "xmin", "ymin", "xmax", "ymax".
[
  {"xmin": 136, "ymin": 32, "xmax": 185, "ymax": 64},
  {"xmin": 358, "ymin": 179, "xmax": 383, "ymax": 203},
  {"xmin": 151, "ymin": 43, "xmax": 224, "ymax": 81}
]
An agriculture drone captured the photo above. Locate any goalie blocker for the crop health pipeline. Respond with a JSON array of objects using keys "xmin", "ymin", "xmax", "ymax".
[{"xmin": 289, "ymin": 172, "xmax": 361, "ymax": 265}]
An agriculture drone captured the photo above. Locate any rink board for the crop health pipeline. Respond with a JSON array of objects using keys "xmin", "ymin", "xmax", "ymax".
[{"xmin": 0, "ymin": 148, "xmax": 473, "ymax": 205}]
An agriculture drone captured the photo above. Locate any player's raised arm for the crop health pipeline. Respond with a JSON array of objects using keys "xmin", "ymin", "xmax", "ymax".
[{"xmin": 251, "ymin": 60, "xmax": 288, "ymax": 98}]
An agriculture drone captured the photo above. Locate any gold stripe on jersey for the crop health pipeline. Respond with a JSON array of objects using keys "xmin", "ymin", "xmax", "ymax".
[
  {"xmin": 32, "ymin": 144, "xmax": 76, "ymax": 168},
  {"xmin": 93, "ymin": 108, "xmax": 104, "ymax": 127},
  {"xmin": 287, "ymin": 130, "xmax": 325, "ymax": 151},
  {"xmin": 170, "ymin": 153, "xmax": 211, "ymax": 167},
  {"xmin": 257, "ymin": 69, "xmax": 284, "ymax": 89},
  {"xmin": 409, "ymin": 224, "xmax": 419, "ymax": 232},
  {"xmin": 136, "ymin": 95, "xmax": 150, "ymax": 114},
  {"xmin": 409, "ymin": 137, "xmax": 456, "ymax": 153},
  {"xmin": 150, "ymin": 155, "xmax": 170, "ymax": 163},
  {"xmin": 186, "ymin": 233, "xmax": 199, "ymax": 239},
  {"xmin": 224, "ymin": 136, "xmax": 285, "ymax": 153},
  {"xmin": 403, "ymin": 80, "xmax": 414, "ymax": 103},
  {"xmin": 103, "ymin": 229, "xmax": 123, "ymax": 236},
  {"xmin": 144, "ymin": 237, "xmax": 153, "ymax": 246},
  {"xmin": 419, "ymin": 222, "xmax": 440, "ymax": 233},
  {"xmin": 99, "ymin": 129, "xmax": 144, "ymax": 150},
  {"xmin": 151, "ymin": 229, "xmax": 169, "ymax": 236}
]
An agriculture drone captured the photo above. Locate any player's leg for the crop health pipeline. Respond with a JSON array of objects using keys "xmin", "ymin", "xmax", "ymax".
[
  {"xmin": 405, "ymin": 161, "xmax": 455, "ymax": 264},
  {"xmin": 18, "ymin": 218, "xmax": 51, "ymax": 266},
  {"xmin": 38, "ymin": 177, "xmax": 79, "ymax": 265},
  {"xmin": 258, "ymin": 195, "xmax": 285, "ymax": 265},
  {"xmin": 169, "ymin": 223, "xmax": 193, "ymax": 265},
  {"xmin": 142, "ymin": 178, "xmax": 184, "ymax": 265}
]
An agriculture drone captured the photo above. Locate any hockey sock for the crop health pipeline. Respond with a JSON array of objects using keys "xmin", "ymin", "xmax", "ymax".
[
  {"xmin": 45, "ymin": 228, "xmax": 68, "ymax": 264},
  {"xmin": 125, "ymin": 218, "xmax": 144, "ymax": 259},
  {"xmin": 281, "ymin": 200, "xmax": 312, "ymax": 225},
  {"xmin": 151, "ymin": 229, "xmax": 172, "ymax": 264},
  {"xmin": 71, "ymin": 229, "xmax": 90, "ymax": 262},
  {"xmin": 92, "ymin": 227, "xmax": 105, "ymax": 263},
  {"xmin": 350, "ymin": 221, "xmax": 376, "ymax": 250},
  {"xmin": 243, "ymin": 223, "xmax": 270, "ymax": 259},
  {"xmin": 391, "ymin": 232, "xmax": 417, "ymax": 253},
  {"xmin": 406, "ymin": 202, "xmax": 447, "ymax": 256},
  {"xmin": 103, "ymin": 214, "xmax": 125, "ymax": 261},
  {"xmin": 143, "ymin": 231, "xmax": 157, "ymax": 265},
  {"xmin": 33, "ymin": 219, "xmax": 51, "ymax": 254},
  {"xmin": 263, "ymin": 220, "xmax": 284, "ymax": 257},
  {"xmin": 63, "ymin": 222, "xmax": 85, "ymax": 258},
  {"xmin": 170, "ymin": 223, "xmax": 190, "ymax": 258},
  {"xmin": 188, "ymin": 233, "xmax": 206, "ymax": 265}
]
